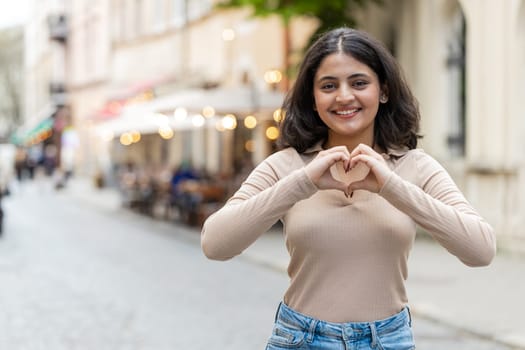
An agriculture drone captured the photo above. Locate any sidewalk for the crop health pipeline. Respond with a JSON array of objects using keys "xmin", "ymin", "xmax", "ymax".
[{"xmin": 64, "ymin": 177, "xmax": 525, "ymax": 349}]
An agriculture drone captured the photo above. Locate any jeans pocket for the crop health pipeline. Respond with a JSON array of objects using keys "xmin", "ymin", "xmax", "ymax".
[
  {"xmin": 376, "ymin": 320, "xmax": 415, "ymax": 350},
  {"xmin": 266, "ymin": 322, "xmax": 307, "ymax": 349}
]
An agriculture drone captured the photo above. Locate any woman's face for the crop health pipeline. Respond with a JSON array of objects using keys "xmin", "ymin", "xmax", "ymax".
[{"xmin": 313, "ymin": 52, "xmax": 382, "ymax": 147}]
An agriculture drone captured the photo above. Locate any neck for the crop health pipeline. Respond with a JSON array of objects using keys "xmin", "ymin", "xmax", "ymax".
[{"xmin": 324, "ymin": 134, "xmax": 375, "ymax": 153}]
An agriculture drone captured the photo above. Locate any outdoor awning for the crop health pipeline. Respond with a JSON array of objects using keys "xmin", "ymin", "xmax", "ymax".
[
  {"xmin": 94, "ymin": 86, "xmax": 285, "ymax": 136},
  {"xmin": 10, "ymin": 117, "xmax": 55, "ymax": 146},
  {"xmin": 147, "ymin": 86, "xmax": 285, "ymax": 115},
  {"xmin": 96, "ymin": 108, "xmax": 218, "ymax": 136},
  {"xmin": 10, "ymin": 104, "xmax": 58, "ymax": 146}
]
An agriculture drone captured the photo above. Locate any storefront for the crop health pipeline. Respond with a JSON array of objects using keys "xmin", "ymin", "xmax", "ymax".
[
  {"xmin": 92, "ymin": 85, "xmax": 285, "ymax": 184},
  {"xmin": 10, "ymin": 105, "xmax": 72, "ymax": 178}
]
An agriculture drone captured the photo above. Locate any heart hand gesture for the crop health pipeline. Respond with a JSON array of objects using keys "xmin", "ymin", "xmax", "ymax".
[
  {"xmin": 304, "ymin": 144, "xmax": 391, "ymax": 196},
  {"xmin": 347, "ymin": 143, "xmax": 392, "ymax": 194},
  {"xmin": 304, "ymin": 146, "xmax": 352, "ymax": 195}
]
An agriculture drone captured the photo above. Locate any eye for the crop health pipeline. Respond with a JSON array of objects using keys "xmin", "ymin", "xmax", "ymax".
[
  {"xmin": 320, "ymin": 82, "xmax": 336, "ymax": 90},
  {"xmin": 352, "ymin": 80, "xmax": 369, "ymax": 89}
]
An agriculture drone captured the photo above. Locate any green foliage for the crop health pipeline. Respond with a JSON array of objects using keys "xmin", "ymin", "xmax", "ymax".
[{"xmin": 217, "ymin": 0, "xmax": 382, "ymax": 28}]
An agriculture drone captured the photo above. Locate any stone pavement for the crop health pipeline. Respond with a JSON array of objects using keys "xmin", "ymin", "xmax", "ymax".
[{"xmin": 63, "ymin": 177, "xmax": 525, "ymax": 349}]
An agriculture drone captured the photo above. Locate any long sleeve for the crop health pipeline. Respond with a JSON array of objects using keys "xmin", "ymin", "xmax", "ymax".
[
  {"xmin": 201, "ymin": 150, "xmax": 317, "ymax": 260},
  {"xmin": 379, "ymin": 150, "xmax": 496, "ymax": 267}
]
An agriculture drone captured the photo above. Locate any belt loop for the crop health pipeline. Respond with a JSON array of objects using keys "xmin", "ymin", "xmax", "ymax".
[
  {"xmin": 274, "ymin": 302, "xmax": 283, "ymax": 322},
  {"xmin": 369, "ymin": 322, "xmax": 379, "ymax": 349},
  {"xmin": 306, "ymin": 319, "xmax": 318, "ymax": 343},
  {"xmin": 406, "ymin": 306, "xmax": 412, "ymax": 327}
]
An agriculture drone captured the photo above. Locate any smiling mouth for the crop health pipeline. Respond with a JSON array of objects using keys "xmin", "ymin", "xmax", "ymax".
[{"xmin": 334, "ymin": 108, "xmax": 360, "ymax": 116}]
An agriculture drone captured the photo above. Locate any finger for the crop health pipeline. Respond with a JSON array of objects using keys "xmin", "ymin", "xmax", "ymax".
[
  {"xmin": 344, "ymin": 158, "xmax": 351, "ymax": 172},
  {"xmin": 350, "ymin": 143, "xmax": 379, "ymax": 159},
  {"xmin": 321, "ymin": 146, "xmax": 354, "ymax": 170},
  {"xmin": 347, "ymin": 179, "xmax": 370, "ymax": 193},
  {"xmin": 323, "ymin": 146, "xmax": 351, "ymax": 162},
  {"xmin": 349, "ymin": 154, "xmax": 377, "ymax": 170},
  {"xmin": 317, "ymin": 148, "xmax": 348, "ymax": 161},
  {"xmin": 323, "ymin": 150, "xmax": 351, "ymax": 166},
  {"xmin": 349, "ymin": 154, "xmax": 390, "ymax": 188},
  {"xmin": 335, "ymin": 182, "xmax": 351, "ymax": 194}
]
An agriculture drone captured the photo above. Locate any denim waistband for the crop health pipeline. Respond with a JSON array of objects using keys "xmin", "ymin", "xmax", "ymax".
[{"xmin": 275, "ymin": 302, "xmax": 411, "ymax": 341}]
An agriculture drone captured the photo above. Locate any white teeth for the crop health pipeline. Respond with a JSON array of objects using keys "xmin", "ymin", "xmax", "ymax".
[{"xmin": 335, "ymin": 109, "xmax": 358, "ymax": 115}]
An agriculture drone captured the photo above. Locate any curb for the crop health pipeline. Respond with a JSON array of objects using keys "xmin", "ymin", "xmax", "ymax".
[{"xmin": 407, "ymin": 305, "xmax": 525, "ymax": 349}]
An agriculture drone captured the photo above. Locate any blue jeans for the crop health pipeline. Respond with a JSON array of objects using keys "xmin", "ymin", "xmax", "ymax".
[{"xmin": 265, "ymin": 302, "xmax": 415, "ymax": 350}]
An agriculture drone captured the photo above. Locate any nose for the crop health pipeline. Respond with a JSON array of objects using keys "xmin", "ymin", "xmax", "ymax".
[{"xmin": 335, "ymin": 86, "xmax": 354, "ymax": 103}]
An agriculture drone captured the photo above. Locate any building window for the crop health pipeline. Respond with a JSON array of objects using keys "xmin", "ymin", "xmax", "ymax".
[
  {"xmin": 111, "ymin": 0, "xmax": 122, "ymax": 41},
  {"xmin": 171, "ymin": 0, "xmax": 186, "ymax": 28},
  {"xmin": 152, "ymin": 0, "xmax": 167, "ymax": 32},
  {"xmin": 187, "ymin": 0, "xmax": 212, "ymax": 21},
  {"xmin": 445, "ymin": 10, "xmax": 466, "ymax": 158},
  {"xmin": 134, "ymin": 0, "xmax": 143, "ymax": 37}
]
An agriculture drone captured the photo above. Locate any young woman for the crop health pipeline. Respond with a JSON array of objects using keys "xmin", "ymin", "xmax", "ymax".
[{"xmin": 201, "ymin": 27, "xmax": 496, "ymax": 350}]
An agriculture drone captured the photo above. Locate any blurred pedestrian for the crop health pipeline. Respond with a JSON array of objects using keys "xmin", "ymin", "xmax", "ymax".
[
  {"xmin": 14, "ymin": 147, "xmax": 27, "ymax": 181},
  {"xmin": 169, "ymin": 160, "xmax": 201, "ymax": 222},
  {"xmin": 201, "ymin": 27, "xmax": 496, "ymax": 350}
]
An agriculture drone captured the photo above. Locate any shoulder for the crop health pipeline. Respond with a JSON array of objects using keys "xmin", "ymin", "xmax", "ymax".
[
  {"xmin": 390, "ymin": 148, "xmax": 447, "ymax": 185},
  {"xmin": 266, "ymin": 147, "xmax": 302, "ymax": 162},
  {"xmin": 408, "ymin": 149, "xmax": 445, "ymax": 172},
  {"xmin": 258, "ymin": 147, "xmax": 305, "ymax": 178},
  {"xmin": 264, "ymin": 147, "xmax": 304, "ymax": 167},
  {"xmin": 389, "ymin": 148, "xmax": 440, "ymax": 167}
]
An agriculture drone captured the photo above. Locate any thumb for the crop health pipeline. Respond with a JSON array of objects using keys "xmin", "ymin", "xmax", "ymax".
[
  {"xmin": 332, "ymin": 180, "xmax": 350, "ymax": 194},
  {"xmin": 347, "ymin": 179, "xmax": 367, "ymax": 193}
]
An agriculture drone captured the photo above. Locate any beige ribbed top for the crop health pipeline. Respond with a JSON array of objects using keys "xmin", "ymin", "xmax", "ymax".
[{"xmin": 201, "ymin": 144, "xmax": 496, "ymax": 323}]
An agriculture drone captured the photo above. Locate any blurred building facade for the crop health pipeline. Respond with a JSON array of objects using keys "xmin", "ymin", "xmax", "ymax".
[
  {"xmin": 0, "ymin": 27, "xmax": 24, "ymax": 142},
  {"xmin": 19, "ymin": 0, "xmax": 525, "ymax": 251},
  {"xmin": 358, "ymin": 0, "xmax": 525, "ymax": 251},
  {"xmin": 17, "ymin": 0, "xmax": 70, "ymax": 176},
  {"xmin": 66, "ymin": 0, "xmax": 309, "ymax": 181}
]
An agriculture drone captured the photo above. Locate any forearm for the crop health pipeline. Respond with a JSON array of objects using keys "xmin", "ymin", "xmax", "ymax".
[
  {"xmin": 380, "ymin": 171, "xmax": 496, "ymax": 266},
  {"xmin": 201, "ymin": 168, "xmax": 317, "ymax": 260}
]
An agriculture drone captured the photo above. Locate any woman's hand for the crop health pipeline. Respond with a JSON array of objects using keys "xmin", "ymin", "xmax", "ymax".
[
  {"xmin": 347, "ymin": 143, "xmax": 392, "ymax": 193},
  {"xmin": 304, "ymin": 146, "xmax": 351, "ymax": 195}
]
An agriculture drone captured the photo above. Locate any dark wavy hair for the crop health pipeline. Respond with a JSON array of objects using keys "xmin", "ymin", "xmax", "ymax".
[{"xmin": 278, "ymin": 27, "xmax": 421, "ymax": 153}]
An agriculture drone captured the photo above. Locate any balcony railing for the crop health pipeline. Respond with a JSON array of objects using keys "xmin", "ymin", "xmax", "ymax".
[
  {"xmin": 49, "ymin": 82, "xmax": 68, "ymax": 107},
  {"xmin": 48, "ymin": 14, "xmax": 68, "ymax": 42}
]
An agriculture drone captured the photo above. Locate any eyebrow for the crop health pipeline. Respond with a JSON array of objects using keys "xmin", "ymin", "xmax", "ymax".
[{"xmin": 316, "ymin": 72, "xmax": 370, "ymax": 83}]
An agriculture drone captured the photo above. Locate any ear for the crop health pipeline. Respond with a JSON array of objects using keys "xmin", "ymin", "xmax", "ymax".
[{"xmin": 379, "ymin": 86, "xmax": 389, "ymax": 104}]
